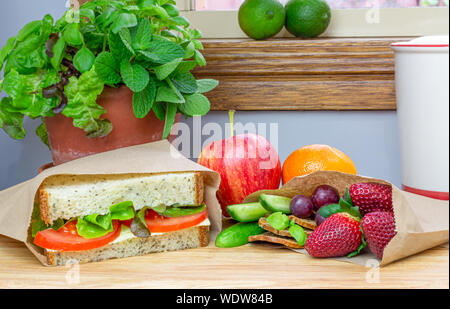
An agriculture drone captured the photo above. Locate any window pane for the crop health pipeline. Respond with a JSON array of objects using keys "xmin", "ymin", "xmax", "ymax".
[{"xmin": 195, "ymin": 0, "xmax": 449, "ymax": 10}]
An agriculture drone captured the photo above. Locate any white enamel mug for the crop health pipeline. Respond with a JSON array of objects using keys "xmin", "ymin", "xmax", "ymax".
[{"xmin": 392, "ymin": 36, "xmax": 449, "ymax": 200}]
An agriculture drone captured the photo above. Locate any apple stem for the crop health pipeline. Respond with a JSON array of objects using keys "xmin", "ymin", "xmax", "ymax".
[{"xmin": 228, "ymin": 110, "xmax": 235, "ymax": 138}]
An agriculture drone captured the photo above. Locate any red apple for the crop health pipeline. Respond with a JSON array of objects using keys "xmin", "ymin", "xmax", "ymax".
[{"xmin": 198, "ymin": 133, "xmax": 281, "ymax": 217}]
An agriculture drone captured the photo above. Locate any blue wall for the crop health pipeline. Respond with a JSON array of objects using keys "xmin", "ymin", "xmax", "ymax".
[{"xmin": 0, "ymin": 0, "xmax": 402, "ymax": 190}]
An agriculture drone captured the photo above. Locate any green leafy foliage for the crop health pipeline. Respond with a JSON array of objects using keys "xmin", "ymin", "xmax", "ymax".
[
  {"xmin": 163, "ymin": 102, "xmax": 177, "ymax": 139},
  {"xmin": 133, "ymin": 78, "xmax": 156, "ymax": 118},
  {"xmin": 266, "ymin": 212, "xmax": 290, "ymax": 231},
  {"xmin": 288, "ymin": 219, "xmax": 307, "ymax": 246},
  {"xmin": 154, "ymin": 57, "xmax": 182, "ymax": 80},
  {"xmin": 73, "ymin": 46, "xmax": 95, "ymax": 73},
  {"xmin": 178, "ymin": 93, "xmax": 211, "ymax": 116},
  {"xmin": 120, "ymin": 60, "xmax": 149, "ymax": 92},
  {"xmin": 0, "ymin": 0, "xmax": 218, "ymax": 142},
  {"xmin": 76, "ymin": 201, "xmax": 135, "ymax": 239},
  {"xmin": 196, "ymin": 79, "xmax": 219, "ymax": 93},
  {"xmin": 156, "ymin": 204, "xmax": 206, "ymax": 218},
  {"xmin": 62, "ymin": 67, "xmax": 109, "ymax": 136},
  {"xmin": 94, "ymin": 51, "xmax": 121, "ymax": 85},
  {"xmin": 35, "ymin": 120, "xmax": 50, "ymax": 148},
  {"xmin": 31, "ymin": 204, "xmax": 64, "ymax": 238}
]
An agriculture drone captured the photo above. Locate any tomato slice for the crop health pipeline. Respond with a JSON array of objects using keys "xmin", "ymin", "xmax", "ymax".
[
  {"xmin": 34, "ymin": 220, "xmax": 121, "ymax": 252},
  {"xmin": 145, "ymin": 209, "xmax": 208, "ymax": 233}
]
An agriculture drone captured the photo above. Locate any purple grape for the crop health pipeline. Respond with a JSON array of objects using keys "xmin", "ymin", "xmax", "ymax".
[
  {"xmin": 315, "ymin": 211, "xmax": 326, "ymax": 226},
  {"xmin": 311, "ymin": 185, "xmax": 340, "ymax": 210},
  {"xmin": 290, "ymin": 195, "xmax": 314, "ymax": 218}
]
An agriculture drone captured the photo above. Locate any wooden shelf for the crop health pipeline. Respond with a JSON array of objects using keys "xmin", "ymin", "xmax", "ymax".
[{"xmin": 195, "ymin": 38, "xmax": 408, "ymax": 111}]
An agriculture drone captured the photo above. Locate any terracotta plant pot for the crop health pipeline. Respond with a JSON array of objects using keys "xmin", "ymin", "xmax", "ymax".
[{"xmin": 45, "ymin": 85, "xmax": 179, "ymax": 165}]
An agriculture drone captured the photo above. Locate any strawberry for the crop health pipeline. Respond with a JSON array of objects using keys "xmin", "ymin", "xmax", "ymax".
[
  {"xmin": 305, "ymin": 213, "xmax": 363, "ymax": 258},
  {"xmin": 349, "ymin": 183, "xmax": 393, "ymax": 216},
  {"xmin": 361, "ymin": 211, "xmax": 396, "ymax": 259}
]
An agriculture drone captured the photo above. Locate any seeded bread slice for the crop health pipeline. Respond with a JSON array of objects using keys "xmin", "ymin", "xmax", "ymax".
[
  {"xmin": 39, "ymin": 172, "xmax": 204, "ymax": 224},
  {"xmin": 45, "ymin": 225, "xmax": 210, "ymax": 266}
]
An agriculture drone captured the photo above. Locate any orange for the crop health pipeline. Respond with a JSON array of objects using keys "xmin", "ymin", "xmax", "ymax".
[{"xmin": 282, "ymin": 144, "xmax": 357, "ymax": 184}]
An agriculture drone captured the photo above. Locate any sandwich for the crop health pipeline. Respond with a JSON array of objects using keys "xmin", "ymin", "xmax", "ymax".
[{"xmin": 30, "ymin": 172, "xmax": 210, "ymax": 266}]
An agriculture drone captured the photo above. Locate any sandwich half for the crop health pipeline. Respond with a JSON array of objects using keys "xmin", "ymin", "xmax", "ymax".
[{"xmin": 30, "ymin": 172, "xmax": 210, "ymax": 266}]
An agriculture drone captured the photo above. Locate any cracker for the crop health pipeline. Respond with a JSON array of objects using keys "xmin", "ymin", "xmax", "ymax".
[
  {"xmin": 288, "ymin": 216, "xmax": 317, "ymax": 230},
  {"xmin": 248, "ymin": 232, "xmax": 304, "ymax": 249},
  {"xmin": 258, "ymin": 217, "xmax": 313, "ymax": 238}
]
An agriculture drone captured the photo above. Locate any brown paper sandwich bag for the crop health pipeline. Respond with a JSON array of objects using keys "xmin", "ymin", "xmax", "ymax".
[
  {"xmin": 0, "ymin": 140, "xmax": 222, "ymax": 266},
  {"xmin": 245, "ymin": 171, "xmax": 449, "ymax": 266}
]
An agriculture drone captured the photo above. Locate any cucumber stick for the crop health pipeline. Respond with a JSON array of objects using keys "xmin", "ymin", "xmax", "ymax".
[
  {"xmin": 215, "ymin": 222, "xmax": 265, "ymax": 248},
  {"xmin": 259, "ymin": 194, "xmax": 292, "ymax": 214},
  {"xmin": 227, "ymin": 202, "xmax": 270, "ymax": 222}
]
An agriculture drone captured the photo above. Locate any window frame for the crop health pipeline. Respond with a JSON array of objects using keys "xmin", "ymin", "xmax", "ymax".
[{"xmin": 175, "ymin": 1, "xmax": 448, "ymax": 38}]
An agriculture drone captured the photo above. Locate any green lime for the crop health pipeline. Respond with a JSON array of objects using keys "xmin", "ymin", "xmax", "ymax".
[
  {"xmin": 285, "ymin": 0, "xmax": 331, "ymax": 38},
  {"xmin": 238, "ymin": 0, "xmax": 286, "ymax": 40}
]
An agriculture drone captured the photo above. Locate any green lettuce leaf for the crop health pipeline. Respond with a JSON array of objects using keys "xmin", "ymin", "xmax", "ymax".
[
  {"xmin": 62, "ymin": 67, "xmax": 110, "ymax": 137},
  {"xmin": 35, "ymin": 120, "xmax": 50, "ymax": 148},
  {"xmin": 2, "ymin": 69, "xmax": 58, "ymax": 118},
  {"xmin": 0, "ymin": 97, "xmax": 26, "ymax": 139},
  {"xmin": 156, "ymin": 204, "xmax": 206, "ymax": 218},
  {"xmin": 31, "ymin": 204, "xmax": 65, "ymax": 238},
  {"xmin": 76, "ymin": 201, "xmax": 135, "ymax": 239}
]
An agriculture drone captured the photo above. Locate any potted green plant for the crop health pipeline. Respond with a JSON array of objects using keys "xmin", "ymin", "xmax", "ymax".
[{"xmin": 0, "ymin": 0, "xmax": 218, "ymax": 165}]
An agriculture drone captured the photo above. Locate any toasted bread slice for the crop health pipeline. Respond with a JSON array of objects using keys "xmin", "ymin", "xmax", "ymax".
[
  {"xmin": 45, "ymin": 225, "xmax": 209, "ymax": 266},
  {"xmin": 39, "ymin": 172, "xmax": 204, "ymax": 224}
]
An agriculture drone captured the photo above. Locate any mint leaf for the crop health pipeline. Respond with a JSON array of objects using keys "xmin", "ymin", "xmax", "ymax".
[
  {"xmin": 133, "ymin": 18, "xmax": 152, "ymax": 50},
  {"xmin": 156, "ymin": 84, "xmax": 185, "ymax": 104},
  {"xmin": 152, "ymin": 102, "xmax": 165, "ymax": 121},
  {"xmin": 175, "ymin": 60, "xmax": 197, "ymax": 74},
  {"xmin": 289, "ymin": 224, "xmax": 307, "ymax": 247},
  {"xmin": 171, "ymin": 72, "xmax": 197, "ymax": 94},
  {"xmin": 94, "ymin": 51, "xmax": 121, "ymax": 85},
  {"xmin": 154, "ymin": 57, "xmax": 182, "ymax": 80},
  {"xmin": 178, "ymin": 93, "xmax": 210, "ymax": 116},
  {"xmin": 109, "ymin": 30, "xmax": 133, "ymax": 62},
  {"xmin": 163, "ymin": 3, "xmax": 180, "ymax": 17},
  {"xmin": 118, "ymin": 28, "xmax": 136, "ymax": 55},
  {"xmin": 182, "ymin": 41, "xmax": 195, "ymax": 59},
  {"xmin": 73, "ymin": 47, "xmax": 95, "ymax": 73},
  {"xmin": 139, "ymin": 41, "xmax": 185, "ymax": 64},
  {"xmin": 266, "ymin": 212, "xmax": 290, "ymax": 231},
  {"xmin": 163, "ymin": 102, "xmax": 177, "ymax": 139},
  {"xmin": 111, "ymin": 12, "xmax": 138, "ymax": 34},
  {"xmin": 194, "ymin": 50, "xmax": 206, "ymax": 66},
  {"xmin": 120, "ymin": 61, "xmax": 149, "ymax": 92},
  {"xmin": 319, "ymin": 203, "xmax": 341, "ymax": 219},
  {"xmin": 133, "ymin": 78, "xmax": 156, "ymax": 118},
  {"xmin": 196, "ymin": 79, "xmax": 219, "ymax": 93}
]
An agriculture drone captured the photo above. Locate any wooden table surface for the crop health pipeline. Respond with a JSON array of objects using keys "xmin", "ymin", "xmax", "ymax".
[{"xmin": 0, "ymin": 234, "xmax": 448, "ymax": 289}]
